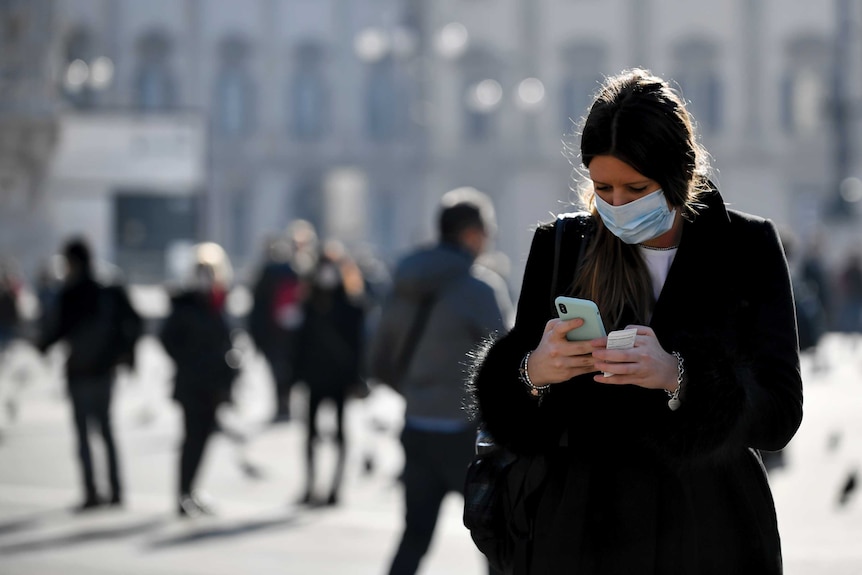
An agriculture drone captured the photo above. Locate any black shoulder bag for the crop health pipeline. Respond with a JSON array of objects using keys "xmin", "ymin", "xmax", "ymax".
[{"xmin": 463, "ymin": 212, "xmax": 593, "ymax": 574}]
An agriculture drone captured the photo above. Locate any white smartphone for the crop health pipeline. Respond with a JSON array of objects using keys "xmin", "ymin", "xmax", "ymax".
[{"xmin": 554, "ymin": 296, "xmax": 607, "ymax": 341}]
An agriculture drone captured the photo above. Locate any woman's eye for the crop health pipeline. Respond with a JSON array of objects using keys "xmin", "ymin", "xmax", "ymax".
[{"xmin": 629, "ymin": 186, "xmax": 648, "ymax": 193}]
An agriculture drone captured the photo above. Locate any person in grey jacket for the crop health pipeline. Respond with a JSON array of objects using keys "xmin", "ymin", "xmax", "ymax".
[{"xmin": 371, "ymin": 187, "xmax": 513, "ymax": 575}]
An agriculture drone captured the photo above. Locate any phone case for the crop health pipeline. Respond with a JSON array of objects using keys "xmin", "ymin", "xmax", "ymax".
[{"xmin": 554, "ymin": 296, "xmax": 607, "ymax": 341}]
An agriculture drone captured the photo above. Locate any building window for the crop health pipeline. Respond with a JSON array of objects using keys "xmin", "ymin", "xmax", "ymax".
[
  {"xmin": 780, "ymin": 36, "xmax": 830, "ymax": 135},
  {"xmin": 460, "ymin": 48, "xmax": 502, "ymax": 143},
  {"xmin": 291, "ymin": 175, "xmax": 324, "ymax": 233},
  {"xmin": 214, "ymin": 37, "xmax": 255, "ymax": 137},
  {"xmin": 62, "ymin": 27, "xmax": 97, "ymax": 108},
  {"xmin": 289, "ymin": 43, "xmax": 329, "ymax": 141},
  {"xmin": 114, "ymin": 193, "xmax": 197, "ymax": 283},
  {"xmin": 134, "ymin": 29, "xmax": 176, "ymax": 111},
  {"xmin": 365, "ymin": 57, "xmax": 407, "ymax": 142},
  {"xmin": 560, "ymin": 42, "xmax": 606, "ymax": 134},
  {"xmin": 230, "ymin": 189, "xmax": 250, "ymax": 257},
  {"xmin": 673, "ymin": 39, "xmax": 722, "ymax": 134}
]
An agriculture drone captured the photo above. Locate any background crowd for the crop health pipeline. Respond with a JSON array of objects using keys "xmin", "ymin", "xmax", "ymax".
[
  {"xmin": 0, "ymin": 187, "xmax": 521, "ymax": 575},
  {"xmin": 0, "ymin": 201, "xmax": 860, "ymax": 575}
]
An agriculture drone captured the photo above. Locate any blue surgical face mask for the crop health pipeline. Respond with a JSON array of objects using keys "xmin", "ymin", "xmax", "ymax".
[{"xmin": 594, "ymin": 188, "xmax": 677, "ymax": 244}]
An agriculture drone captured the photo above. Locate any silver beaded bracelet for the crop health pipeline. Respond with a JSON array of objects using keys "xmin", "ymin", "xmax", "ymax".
[
  {"xmin": 519, "ymin": 351, "xmax": 550, "ymax": 401},
  {"xmin": 667, "ymin": 351, "xmax": 685, "ymax": 411}
]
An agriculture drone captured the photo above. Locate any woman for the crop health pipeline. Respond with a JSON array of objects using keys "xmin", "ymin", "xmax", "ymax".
[
  {"xmin": 468, "ymin": 69, "xmax": 803, "ymax": 573},
  {"xmin": 159, "ymin": 242, "xmax": 239, "ymax": 517},
  {"xmin": 292, "ymin": 240, "xmax": 367, "ymax": 506}
]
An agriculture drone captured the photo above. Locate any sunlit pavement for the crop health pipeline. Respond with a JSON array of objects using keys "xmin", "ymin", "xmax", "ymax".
[
  {"xmin": 0, "ymin": 333, "xmax": 487, "ymax": 575},
  {"xmin": 0, "ymin": 332, "xmax": 861, "ymax": 575}
]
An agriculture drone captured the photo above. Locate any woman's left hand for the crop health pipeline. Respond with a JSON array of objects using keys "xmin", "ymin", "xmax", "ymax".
[{"xmin": 590, "ymin": 325, "xmax": 678, "ymax": 393}]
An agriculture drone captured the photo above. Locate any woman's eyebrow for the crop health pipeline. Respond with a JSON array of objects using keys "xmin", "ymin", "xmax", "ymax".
[{"xmin": 591, "ymin": 178, "xmax": 653, "ymax": 186}]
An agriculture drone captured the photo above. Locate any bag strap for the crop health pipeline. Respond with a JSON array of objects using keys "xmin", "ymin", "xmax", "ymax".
[
  {"xmin": 393, "ymin": 294, "xmax": 437, "ymax": 383},
  {"xmin": 549, "ymin": 217, "xmax": 566, "ymax": 316},
  {"xmin": 549, "ymin": 212, "xmax": 593, "ymax": 316}
]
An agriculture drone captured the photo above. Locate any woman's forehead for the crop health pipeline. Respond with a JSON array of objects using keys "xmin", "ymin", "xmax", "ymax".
[{"xmin": 588, "ymin": 155, "xmax": 653, "ymax": 184}]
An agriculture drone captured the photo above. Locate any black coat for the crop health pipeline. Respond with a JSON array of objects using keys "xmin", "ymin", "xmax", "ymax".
[
  {"xmin": 159, "ymin": 291, "xmax": 237, "ymax": 408},
  {"xmin": 470, "ymin": 189, "xmax": 803, "ymax": 574},
  {"xmin": 38, "ymin": 275, "xmax": 142, "ymax": 381},
  {"xmin": 247, "ymin": 261, "xmax": 301, "ymax": 353},
  {"xmin": 293, "ymin": 283, "xmax": 365, "ymax": 398}
]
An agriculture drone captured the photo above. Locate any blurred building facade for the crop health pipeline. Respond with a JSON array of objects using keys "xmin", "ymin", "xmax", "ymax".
[{"xmin": 1, "ymin": 0, "xmax": 861, "ymax": 287}]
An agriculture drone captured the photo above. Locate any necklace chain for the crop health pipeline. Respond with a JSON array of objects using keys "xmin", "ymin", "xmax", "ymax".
[{"xmin": 638, "ymin": 243, "xmax": 679, "ymax": 251}]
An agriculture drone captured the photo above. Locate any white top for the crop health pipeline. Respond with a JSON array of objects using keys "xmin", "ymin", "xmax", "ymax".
[{"xmin": 638, "ymin": 246, "xmax": 678, "ymax": 301}]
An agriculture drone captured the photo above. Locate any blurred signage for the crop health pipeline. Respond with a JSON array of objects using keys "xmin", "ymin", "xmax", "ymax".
[{"xmin": 49, "ymin": 113, "xmax": 205, "ymax": 191}]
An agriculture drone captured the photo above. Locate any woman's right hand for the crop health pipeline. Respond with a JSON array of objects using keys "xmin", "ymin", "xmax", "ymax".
[{"xmin": 526, "ymin": 317, "xmax": 601, "ymax": 386}]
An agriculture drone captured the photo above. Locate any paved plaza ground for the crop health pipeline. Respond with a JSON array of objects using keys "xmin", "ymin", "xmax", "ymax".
[{"xmin": 0, "ymin": 332, "xmax": 861, "ymax": 574}]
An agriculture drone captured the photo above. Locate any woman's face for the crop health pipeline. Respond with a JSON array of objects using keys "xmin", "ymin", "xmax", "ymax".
[
  {"xmin": 588, "ymin": 155, "xmax": 662, "ymax": 206},
  {"xmin": 194, "ymin": 264, "xmax": 217, "ymax": 291}
]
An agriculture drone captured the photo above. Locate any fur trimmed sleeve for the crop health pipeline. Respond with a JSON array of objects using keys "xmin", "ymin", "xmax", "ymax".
[{"xmin": 466, "ymin": 222, "xmax": 574, "ymax": 455}]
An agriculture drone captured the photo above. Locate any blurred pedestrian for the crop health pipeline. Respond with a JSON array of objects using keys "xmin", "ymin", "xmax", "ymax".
[
  {"xmin": 158, "ymin": 242, "xmax": 240, "ymax": 517},
  {"xmin": 292, "ymin": 240, "xmax": 368, "ymax": 506},
  {"xmin": 834, "ymin": 251, "xmax": 862, "ymax": 507},
  {"xmin": 836, "ymin": 251, "xmax": 862, "ymax": 338},
  {"xmin": 34, "ymin": 255, "xmax": 64, "ymax": 337},
  {"xmin": 36, "ymin": 237, "xmax": 143, "ymax": 511},
  {"xmin": 248, "ymin": 220, "xmax": 318, "ymax": 422},
  {"xmin": 0, "ymin": 259, "xmax": 23, "ymax": 433},
  {"xmin": 467, "ymin": 68, "xmax": 802, "ymax": 574},
  {"xmin": 370, "ymin": 187, "xmax": 514, "ymax": 575},
  {"xmin": 800, "ymin": 233, "xmax": 835, "ymax": 330},
  {"xmin": 0, "ymin": 258, "xmax": 21, "ymax": 354},
  {"xmin": 350, "ymin": 245, "xmax": 392, "ymax": 476},
  {"xmin": 779, "ymin": 227, "xmax": 827, "ymax": 358}
]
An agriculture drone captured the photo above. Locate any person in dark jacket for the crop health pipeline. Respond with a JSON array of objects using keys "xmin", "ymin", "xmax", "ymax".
[
  {"xmin": 37, "ymin": 237, "xmax": 141, "ymax": 511},
  {"xmin": 247, "ymin": 220, "xmax": 318, "ymax": 422},
  {"xmin": 0, "ymin": 260, "xmax": 20, "ymax": 353},
  {"xmin": 292, "ymin": 240, "xmax": 367, "ymax": 506},
  {"xmin": 372, "ymin": 187, "xmax": 514, "ymax": 575},
  {"xmin": 468, "ymin": 69, "xmax": 803, "ymax": 574},
  {"xmin": 159, "ymin": 242, "xmax": 239, "ymax": 517}
]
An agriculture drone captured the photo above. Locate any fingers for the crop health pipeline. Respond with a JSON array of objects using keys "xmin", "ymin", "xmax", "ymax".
[
  {"xmin": 534, "ymin": 323, "xmax": 669, "ymax": 387},
  {"xmin": 593, "ymin": 361, "xmax": 634, "ymax": 379},
  {"xmin": 546, "ymin": 316, "xmax": 585, "ymax": 335},
  {"xmin": 623, "ymin": 324, "xmax": 654, "ymax": 341},
  {"xmin": 592, "ymin": 346, "xmax": 675, "ymax": 390},
  {"xmin": 544, "ymin": 349, "xmax": 595, "ymax": 371},
  {"xmin": 531, "ymin": 323, "xmax": 598, "ymax": 385}
]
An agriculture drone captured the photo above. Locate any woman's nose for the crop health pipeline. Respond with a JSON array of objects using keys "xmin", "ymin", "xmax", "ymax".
[{"xmin": 611, "ymin": 189, "xmax": 628, "ymax": 206}]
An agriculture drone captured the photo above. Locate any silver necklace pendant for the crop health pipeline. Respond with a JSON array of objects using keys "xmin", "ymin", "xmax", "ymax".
[{"xmin": 668, "ymin": 397, "xmax": 682, "ymax": 411}]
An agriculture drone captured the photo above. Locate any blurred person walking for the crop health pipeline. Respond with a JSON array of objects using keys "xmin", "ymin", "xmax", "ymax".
[
  {"xmin": 801, "ymin": 234, "xmax": 835, "ymax": 331},
  {"xmin": 34, "ymin": 256, "xmax": 64, "ymax": 336},
  {"xmin": 835, "ymin": 250, "xmax": 862, "ymax": 507},
  {"xmin": 36, "ymin": 237, "xmax": 143, "ymax": 511},
  {"xmin": 292, "ymin": 240, "xmax": 368, "ymax": 506},
  {"xmin": 0, "ymin": 259, "xmax": 21, "ymax": 353},
  {"xmin": 370, "ymin": 187, "xmax": 513, "ymax": 575},
  {"xmin": 836, "ymin": 251, "xmax": 862, "ymax": 339},
  {"xmin": 248, "ymin": 220, "xmax": 318, "ymax": 422},
  {"xmin": 0, "ymin": 259, "xmax": 22, "ymax": 433},
  {"xmin": 779, "ymin": 228, "xmax": 827, "ymax": 358},
  {"xmin": 158, "ymin": 242, "xmax": 240, "ymax": 517}
]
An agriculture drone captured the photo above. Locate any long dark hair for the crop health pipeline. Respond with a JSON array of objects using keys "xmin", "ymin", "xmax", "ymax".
[{"xmin": 568, "ymin": 68, "xmax": 711, "ymax": 328}]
